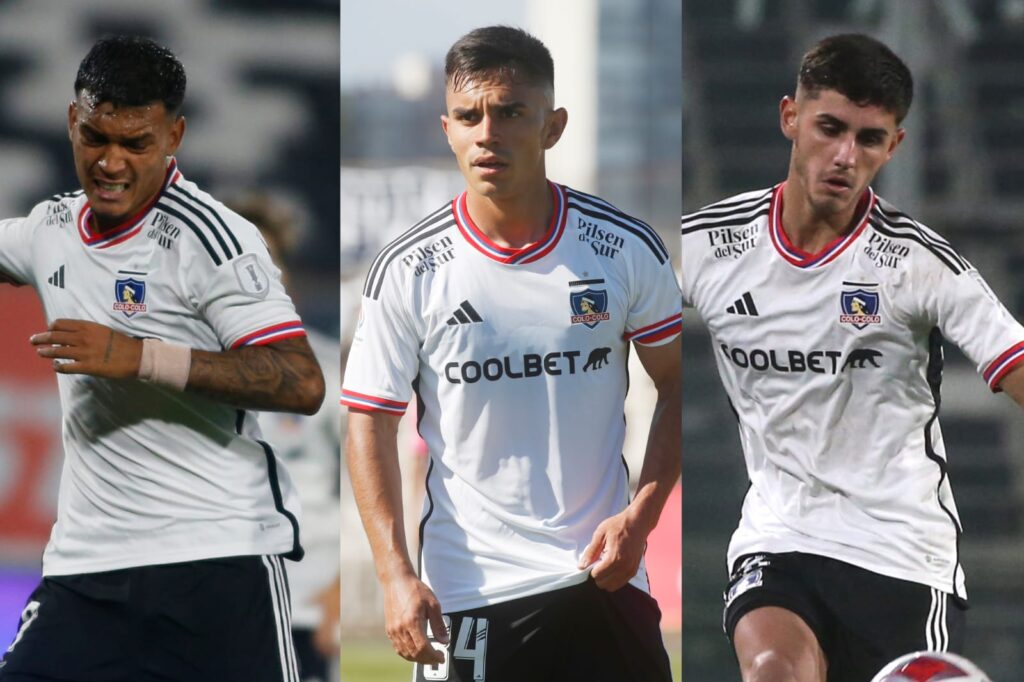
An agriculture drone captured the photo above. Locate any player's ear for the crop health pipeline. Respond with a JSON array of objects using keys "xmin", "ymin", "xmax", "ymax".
[
  {"xmin": 780, "ymin": 96, "xmax": 798, "ymax": 141},
  {"xmin": 543, "ymin": 107, "xmax": 568, "ymax": 150},
  {"xmin": 885, "ymin": 127, "xmax": 906, "ymax": 161},
  {"xmin": 67, "ymin": 101, "xmax": 77, "ymax": 140},
  {"xmin": 440, "ymin": 114, "xmax": 452, "ymax": 148},
  {"xmin": 167, "ymin": 116, "xmax": 186, "ymax": 155}
]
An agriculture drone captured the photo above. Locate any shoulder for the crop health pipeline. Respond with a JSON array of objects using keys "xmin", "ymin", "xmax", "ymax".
[
  {"xmin": 24, "ymin": 189, "xmax": 85, "ymax": 225},
  {"xmin": 361, "ymin": 200, "xmax": 457, "ymax": 301},
  {"xmin": 680, "ymin": 188, "xmax": 772, "ymax": 278},
  {"xmin": 155, "ymin": 178, "xmax": 255, "ymax": 267},
  {"xmin": 867, "ymin": 195, "xmax": 972, "ymax": 275},
  {"xmin": 563, "ymin": 186, "xmax": 671, "ymax": 265},
  {"xmin": 681, "ymin": 187, "xmax": 773, "ymax": 239}
]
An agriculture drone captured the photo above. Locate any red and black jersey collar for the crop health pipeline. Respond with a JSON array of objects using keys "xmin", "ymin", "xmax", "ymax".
[
  {"xmin": 768, "ymin": 182, "xmax": 875, "ymax": 269},
  {"xmin": 452, "ymin": 181, "xmax": 568, "ymax": 265},
  {"xmin": 77, "ymin": 158, "xmax": 182, "ymax": 249}
]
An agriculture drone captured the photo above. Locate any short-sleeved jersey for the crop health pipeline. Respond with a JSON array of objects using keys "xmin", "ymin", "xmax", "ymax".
[
  {"xmin": 343, "ymin": 182, "xmax": 681, "ymax": 612},
  {"xmin": 681, "ymin": 184, "xmax": 1024, "ymax": 599},
  {"xmin": 0, "ymin": 160, "xmax": 308, "ymax": 576},
  {"xmin": 259, "ymin": 328, "xmax": 341, "ymax": 628}
]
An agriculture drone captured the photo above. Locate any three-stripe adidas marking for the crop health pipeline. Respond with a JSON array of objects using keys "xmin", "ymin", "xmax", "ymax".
[
  {"xmin": 47, "ymin": 265, "xmax": 65, "ymax": 288},
  {"xmin": 446, "ymin": 300, "xmax": 483, "ymax": 326},
  {"xmin": 727, "ymin": 292, "xmax": 758, "ymax": 316}
]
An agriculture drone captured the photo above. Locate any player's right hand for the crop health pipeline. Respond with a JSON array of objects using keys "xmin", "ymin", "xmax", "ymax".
[
  {"xmin": 30, "ymin": 318, "xmax": 142, "ymax": 379},
  {"xmin": 382, "ymin": 572, "xmax": 448, "ymax": 664}
]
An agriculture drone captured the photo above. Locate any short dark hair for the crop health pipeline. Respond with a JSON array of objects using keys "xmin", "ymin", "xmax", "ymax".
[
  {"xmin": 445, "ymin": 26, "xmax": 554, "ymax": 92},
  {"xmin": 74, "ymin": 36, "xmax": 186, "ymax": 116},
  {"xmin": 798, "ymin": 34, "xmax": 913, "ymax": 124}
]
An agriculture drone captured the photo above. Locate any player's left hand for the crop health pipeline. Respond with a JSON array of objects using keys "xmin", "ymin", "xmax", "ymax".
[
  {"xmin": 31, "ymin": 318, "xmax": 143, "ymax": 378},
  {"xmin": 578, "ymin": 508, "xmax": 647, "ymax": 591}
]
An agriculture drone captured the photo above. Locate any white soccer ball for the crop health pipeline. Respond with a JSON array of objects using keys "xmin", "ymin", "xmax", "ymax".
[{"xmin": 871, "ymin": 650, "xmax": 992, "ymax": 682}]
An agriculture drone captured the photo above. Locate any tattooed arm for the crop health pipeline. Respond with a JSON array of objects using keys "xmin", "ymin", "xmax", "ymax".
[
  {"xmin": 188, "ymin": 336, "xmax": 324, "ymax": 414},
  {"xmin": 31, "ymin": 318, "xmax": 325, "ymax": 414}
]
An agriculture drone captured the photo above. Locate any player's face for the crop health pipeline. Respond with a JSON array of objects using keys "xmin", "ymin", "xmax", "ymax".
[
  {"xmin": 781, "ymin": 88, "xmax": 904, "ymax": 218},
  {"xmin": 68, "ymin": 92, "xmax": 185, "ymax": 230},
  {"xmin": 441, "ymin": 77, "xmax": 566, "ymax": 200}
]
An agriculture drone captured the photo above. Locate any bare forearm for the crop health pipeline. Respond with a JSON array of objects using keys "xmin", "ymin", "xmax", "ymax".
[
  {"xmin": 627, "ymin": 337, "xmax": 682, "ymax": 535},
  {"xmin": 187, "ymin": 336, "xmax": 325, "ymax": 414},
  {"xmin": 628, "ymin": 378, "xmax": 682, "ymax": 534},
  {"xmin": 346, "ymin": 410, "xmax": 417, "ymax": 582}
]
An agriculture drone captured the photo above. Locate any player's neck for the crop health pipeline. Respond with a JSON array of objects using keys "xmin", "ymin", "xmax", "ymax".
[
  {"xmin": 464, "ymin": 179, "xmax": 553, "ymax": 249},
  {"xmin": 780, "ymin": 181, "xmax": 864, "ymax": 254}
]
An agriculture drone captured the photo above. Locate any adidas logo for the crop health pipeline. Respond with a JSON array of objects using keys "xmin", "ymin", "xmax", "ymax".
[
  {"xmin": 446, "ymin": 300, "xmax": 483, "ymax": 326},
  {"xmin": 726, "ymin": 292, "xmax": 758, "ymax": 316},
  {"xmin": 47, "ymin": 265, "xmax": 65, "ymax": 289}
]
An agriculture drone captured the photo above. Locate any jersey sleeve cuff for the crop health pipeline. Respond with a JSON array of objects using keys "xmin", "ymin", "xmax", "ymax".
[
  {"xmin": 340, "ymin": 389, "xmax": 409, "ymax": 415},
  {"xmin": 624, "ymin": 312, "xmax": 682, "ymax": 346},
  {"xmin": 983, "ymin": 341, "xmax": 1024, "ymax": 392},
  {"xmin": 230, "ymin": 320, "xmax": 307, "ymax": 349}
]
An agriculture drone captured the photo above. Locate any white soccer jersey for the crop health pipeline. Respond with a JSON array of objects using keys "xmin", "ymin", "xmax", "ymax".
[
  {"xmin": 261, "ymin": 328, "xmax": 340, "ymax": 628},
  {"xmin": 681, "ymin": 184, "xmax": 1024, "ymax": 599},
  {"xmin": 0, "ymin": 159, "xmax": 308, "ymax": 576},
  {"xmin": 343, "ymin": 182, "xmax": 681, "ymax": 612}
]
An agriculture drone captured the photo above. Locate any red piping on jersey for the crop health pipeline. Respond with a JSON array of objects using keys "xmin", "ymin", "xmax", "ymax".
[
  {"xmin": 768, "ymin": 182, "xmax": 875, "ymax": 269},
  {"xmin": 983, "ymin": 340, "xmax": 1024, "ymax": 392},
  {"xmin": 340, "ymin": 389, "xmax": 409, "ymax": 414},
  {"xmin": 452, "ymin": 181, "xmax": 567, "ymax": 265},
  {"xmin": 624, "ymin": 312, "xmax": 683, "ymax": 345},
  {"xmin": 77, "ymin": 159, "xmax": 182, "ymax": 249},
  {"xmin": 231, "ymin": 320, "xmax": 307, "ymax": 349}
]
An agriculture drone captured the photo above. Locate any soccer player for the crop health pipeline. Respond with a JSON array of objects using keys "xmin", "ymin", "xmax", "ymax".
[
  {"xmin": 681, "ymin": 34, "xmax": 1024, "ymax": 682},
  {"xmin": 0, "ymin": 37, "xmax": 325, "ymax": 682},
  {"xmin": 342, "ymin": 26, "xmax": 681, "ymax": 681}
]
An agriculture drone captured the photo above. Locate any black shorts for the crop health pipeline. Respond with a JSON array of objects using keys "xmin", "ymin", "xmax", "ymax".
[
  {"xmin": 722, "ymin": 552, "xmax": 967, "ymax": 682},
  {"xmin": 414, "ymin": 578, "xmax": 671, "ymax": 682},
  {"xmin": 0, "ymin": 555, "xmax": 299, "ymax": 682}
]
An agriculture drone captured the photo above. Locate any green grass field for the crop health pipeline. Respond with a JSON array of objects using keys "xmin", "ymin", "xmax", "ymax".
[{"xmin": 341, "ymin": 631, "xmax": 682, "ymax": 681}]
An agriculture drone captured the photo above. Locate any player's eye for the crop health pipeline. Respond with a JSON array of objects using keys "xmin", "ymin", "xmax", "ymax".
[
  {"xmin": 859, "ymin": 133, "xmax": 885, "ymax": 147},
  {"xmin": 81, "ymin": 129, "xmax": 105, "ymax": 146},
  {"xmin": 819, "ymin": 123, "xmax": 840, "ymax": 136}
]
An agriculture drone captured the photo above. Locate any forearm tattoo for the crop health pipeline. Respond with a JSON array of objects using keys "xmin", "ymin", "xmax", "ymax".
[{"xmin": 187, "ymin": 337, "xmax": 325, "ymax": 413}]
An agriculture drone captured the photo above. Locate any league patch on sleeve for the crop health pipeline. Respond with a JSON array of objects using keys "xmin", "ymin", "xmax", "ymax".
[{"xmin": 233, "ymin": 254, "xmax": 270, "ymax": 298}]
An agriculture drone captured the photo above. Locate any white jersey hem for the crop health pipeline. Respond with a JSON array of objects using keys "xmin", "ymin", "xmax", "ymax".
[
  {"xmin": 42, "ymin": 539, "xmax": 296, "ymax": 577},
  {"xmin": 434, "ymin": 566, "xmax": 649, "ymax": 613}
]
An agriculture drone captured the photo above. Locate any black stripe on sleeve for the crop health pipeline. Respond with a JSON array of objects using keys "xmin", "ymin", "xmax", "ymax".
[
  {"xmin": 681, "ymin": 195, "xmax": 772, "ymax": 235},
  {"xmin": 567, "ymin": 189, "xmax": 670, "ymax": 262},
  {"xmin": 161, "ymin": 192, "xmax": 236, "ymax": 263},
  {"xmin": 364, "ymin": 217, "xmax": 455, "ymax": 301},
  {"xmin": 155, "ymin": 201, "xmax": 224, "ymax": 266},
  {"xmin": 869, "ymin": 219, "xmax": 966, "ymax": 275},
  {"xmin": 168, "ymin": 184, "xmax": 244, "ymax": 257}
]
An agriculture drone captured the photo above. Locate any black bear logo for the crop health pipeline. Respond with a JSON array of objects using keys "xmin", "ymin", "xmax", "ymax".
[
  {"xmin": 842, "ymin": 348, "xmax": 883, "ymax": 371},
  {"xmin": 583, "ymin": 347, "xmax": 612, "ymax": 372}
]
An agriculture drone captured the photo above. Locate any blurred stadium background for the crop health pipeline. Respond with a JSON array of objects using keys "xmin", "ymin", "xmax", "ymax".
[
  {"xmin": 340, "ymin": 0, "xmax": 681, "ymax": 679},
  {"xmin": 683, "ymin": 1, "xmax": 1024, "ymax": 679},
  {"xmin": 0, "ymin": 0, "xmax": 339, "ymax": 672}
]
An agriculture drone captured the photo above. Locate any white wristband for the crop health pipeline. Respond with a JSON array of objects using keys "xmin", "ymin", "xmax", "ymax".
[{"xmin": 138, "ymin": 338, "xmax": 192, "ymax": 391}]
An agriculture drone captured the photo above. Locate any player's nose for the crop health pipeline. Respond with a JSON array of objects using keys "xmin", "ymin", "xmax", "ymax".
[
  {"xmin": 96, "ymin": 146, "xmax": 128, "ymax": 175},
  {"xmin": 475, "ymin": 113, "xmax": 499, "ymax": 146},
  {"xmin": 832, "ymin": 134, "xmax": 856, "ymax": 168}
]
